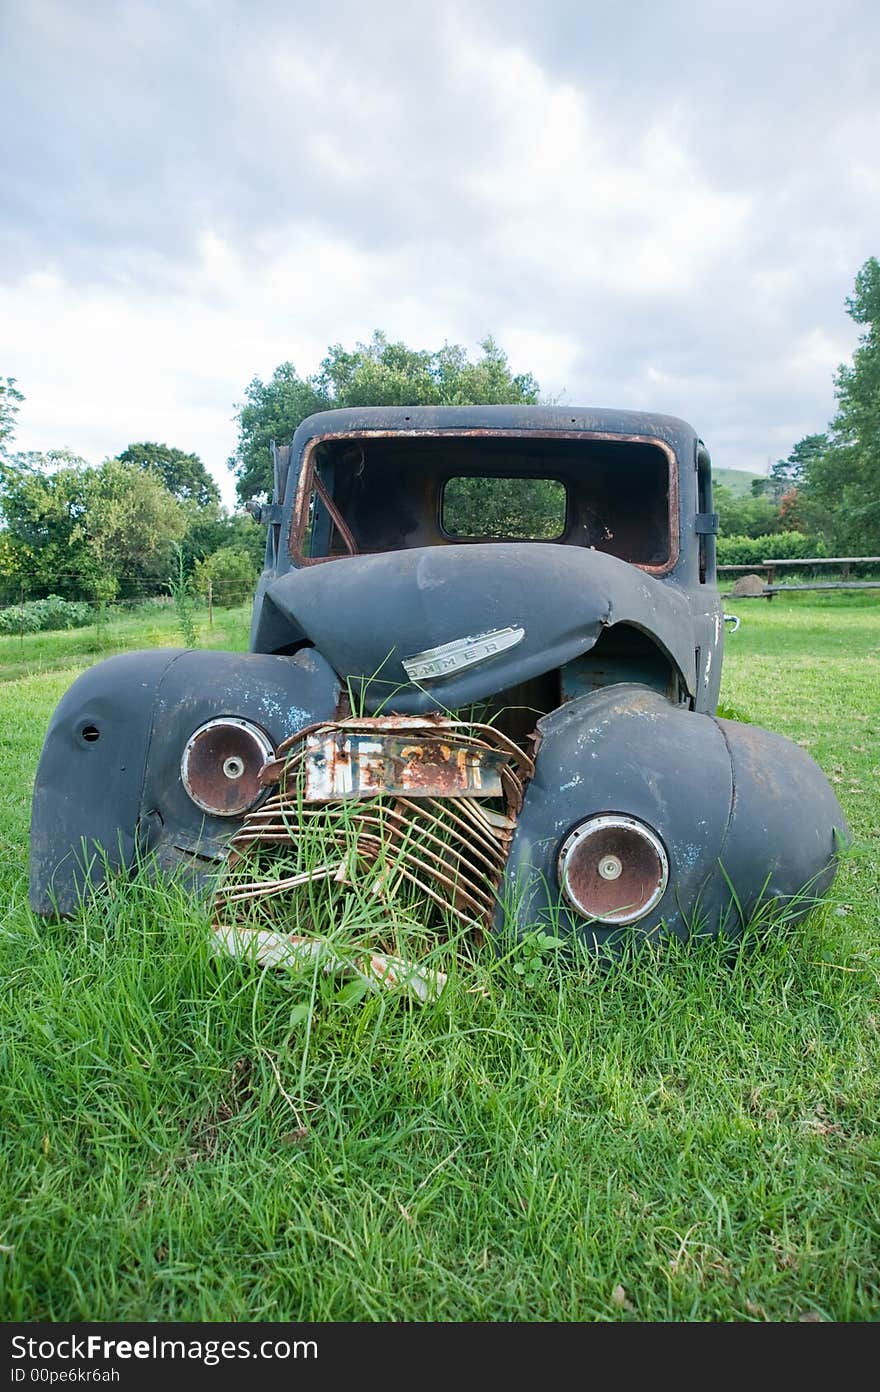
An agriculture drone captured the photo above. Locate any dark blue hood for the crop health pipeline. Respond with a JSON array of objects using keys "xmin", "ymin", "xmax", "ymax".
[{"xmin": 261, "ymin": 543, "xmax": 696, "ymax": 712}]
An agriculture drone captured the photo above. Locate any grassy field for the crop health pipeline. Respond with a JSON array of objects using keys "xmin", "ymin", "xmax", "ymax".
[{"xmin": 0, "ymin": 596, "xmax": 878, "ymax": 1321}]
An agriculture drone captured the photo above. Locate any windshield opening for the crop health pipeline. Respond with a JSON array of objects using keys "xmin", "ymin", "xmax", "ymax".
[{"xmin": 292, "ymin": 430, "xmax": 677, "ymax": 571}]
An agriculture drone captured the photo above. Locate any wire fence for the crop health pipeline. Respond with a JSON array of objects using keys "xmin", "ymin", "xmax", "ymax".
[{"xmin": 0, "ymin": 577, "xmax": 255, "ymax": 642}]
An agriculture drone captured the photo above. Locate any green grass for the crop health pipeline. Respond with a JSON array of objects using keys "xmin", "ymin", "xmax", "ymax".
[
  {"xmin": 0, "ymin": 602, "xmax": 252, "ymax": 684},
  {"xmin": 1, "ymin": 596, "xmax": 878, "ymax": 1321}
]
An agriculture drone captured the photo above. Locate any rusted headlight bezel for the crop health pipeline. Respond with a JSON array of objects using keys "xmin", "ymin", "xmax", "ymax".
[
  {"xmin": 557, "ymin": 813, "xmax": 669, "ymax": 925},
  {"xmin": 181, "ymin": 717, "xmax": 275, "ymax": 818}
]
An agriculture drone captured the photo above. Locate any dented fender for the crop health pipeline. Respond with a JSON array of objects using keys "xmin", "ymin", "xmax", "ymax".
[
  {"xmin": 29, "ymin": 647, "xmax": 340, "ymax": 915},
  {"xmin": 500, "ymin": 684, "xmax": 849, "ymax": 945}
]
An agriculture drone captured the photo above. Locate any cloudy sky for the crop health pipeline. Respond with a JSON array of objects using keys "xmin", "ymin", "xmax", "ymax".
[{"xmin": 2, "ymin": 0, "xmax": 878, "ymax": 505}]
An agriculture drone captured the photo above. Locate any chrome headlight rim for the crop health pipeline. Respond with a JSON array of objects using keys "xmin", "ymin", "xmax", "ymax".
[{"xmin": 557, "ymin": 812, "xmax": 670, "ymax": 925}]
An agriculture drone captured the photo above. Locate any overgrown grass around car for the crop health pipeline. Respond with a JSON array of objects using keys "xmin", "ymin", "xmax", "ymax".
[{"xmin": 0, "ymin": 595, "xmax": 878, "ymax": 1321}]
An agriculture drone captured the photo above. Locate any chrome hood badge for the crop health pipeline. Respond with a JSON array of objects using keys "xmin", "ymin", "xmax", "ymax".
[{"xmin": 402, "ymin": 626, "xmax": 525, "ymax": 683}]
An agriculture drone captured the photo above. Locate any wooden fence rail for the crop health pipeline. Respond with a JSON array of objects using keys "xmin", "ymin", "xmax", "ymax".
[{"xmin": 718, "ymin": 555, "xmax": 880, "ymax": 600}]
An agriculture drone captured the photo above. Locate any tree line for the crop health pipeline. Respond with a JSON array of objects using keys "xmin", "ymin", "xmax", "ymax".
[{"xmin": 0, "ymin": 428, "xmax": 264, "ymax": 607}]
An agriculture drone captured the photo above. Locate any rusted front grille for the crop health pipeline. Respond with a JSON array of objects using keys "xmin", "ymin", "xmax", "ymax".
[{"xmin": 212, "ymin": 717, "xmax": 533, "ymax": 986}]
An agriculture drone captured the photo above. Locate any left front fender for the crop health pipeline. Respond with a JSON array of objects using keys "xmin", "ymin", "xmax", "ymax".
[{"xmin": 30, "ymin": 647, "xmax": 341, "ymax": 915}]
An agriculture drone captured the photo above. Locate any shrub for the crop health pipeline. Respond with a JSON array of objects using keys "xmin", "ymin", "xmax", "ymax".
[
  {"xmin": 193, "ymin": 546, "xmax": 258, "ymax": 608},
  {"xmin": 716, "ymin": 531, "xmax": 825, "ymax": 567},
  {"xmin": 0, "ymin": 594, "xmax": 94, "ymax": 634}
]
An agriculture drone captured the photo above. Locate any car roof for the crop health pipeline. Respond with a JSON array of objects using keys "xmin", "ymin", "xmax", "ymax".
[{"xmin": 290, "ymin": 403, "xmax": 698, "ymax": 454}]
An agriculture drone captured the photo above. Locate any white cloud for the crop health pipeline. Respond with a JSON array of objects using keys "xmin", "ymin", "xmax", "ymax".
[{"xmin": 1, "ymin": 0, "xmax": 876, "ymax": 499}]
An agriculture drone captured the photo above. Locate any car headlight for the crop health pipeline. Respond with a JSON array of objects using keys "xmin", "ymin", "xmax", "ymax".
[
  {"xmin": 557, "ymin": 813, "xmax": 669, "ymax": 924},
  {"xmin": 181, "ymin": 717, "xmax": 274, "ymax": 817}
]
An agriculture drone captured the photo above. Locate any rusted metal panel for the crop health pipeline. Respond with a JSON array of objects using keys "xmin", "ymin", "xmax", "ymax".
[
  {"xmin": 180, "ymin": 717, "xmax": 274, "ymax": 817},
  {"xmin": 296, "ymin": 729, "xmax": 507, "ymax": 800}
]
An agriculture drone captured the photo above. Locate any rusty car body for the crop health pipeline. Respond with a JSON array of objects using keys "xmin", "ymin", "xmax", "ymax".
[{"xmin": 30, "ymin": 406, "xmax": 848, "ymax": 958}]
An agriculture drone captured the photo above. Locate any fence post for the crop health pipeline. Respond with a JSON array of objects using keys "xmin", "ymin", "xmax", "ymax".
[
  {"xmin": 19, "ymin": 583, "xmax": 24, "ymax": 647},
  {"xmin": 208, "ymin": 580, "xmax": 214, "ymax": 627}
]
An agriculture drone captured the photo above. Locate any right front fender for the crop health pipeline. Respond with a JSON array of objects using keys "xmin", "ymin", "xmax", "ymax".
[{"xmin": 500, "ymin": 685, "xmax": 848, "ymax": 946}]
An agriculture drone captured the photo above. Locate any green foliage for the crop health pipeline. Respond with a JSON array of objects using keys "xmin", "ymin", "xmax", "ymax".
[
  {"xmin": 0, "ymin": 595, "xmax": 92, "ymax": 635},
  {"xmin": 509, "ymin": 930, "xmax": 567, "ymax": 987},
  {"xmin": 232, "ymin": 367, "xmax": 329, "ymax": 504},
  {"xmin": 716, "ymin": 531, "xmax": 823, "ymax": 566},
  {"xmin": 714, "ymin": 699, "xmax": 753, "ymax": 723},
  {"xmin": 779, "ymin": 258, "xmax": 880, "ymax": 553},
  {"xmin": 0, "ymin": 453, "xmax": 186, "ymax": 602},
  {"xmin": 0, "ymin": 377, "xmax": 24, "ymax": 455},
  {"xmin": 771, "ymin": 433, "xmax": 829, "ymax": 497},
  {"xmin": 166, "ymin": 544, "xmax": 198, "ymax": 647},
  {"xmin": 0, "ymin": 438, "xmax": 255, "ymax": 607},
  {"xmin": 181, "ymin": 507, "xmax": 265, "ymax": 574},
  {"xmin": 193, "ymin": 545, "xmax": 258, "ymax": 608},
  {"xmin": 443, "ymin": 475, "xmax": 566, "ymax": 538},
  {"xmin": 0, "ymin": 449, "xmax": 99, "ymax": 600},
  {"xmin": 714, "ymin": 482, "xmax": 784, "ymax": 539},
  {"xmin": 231, "ymin": 332, "xmax": 541, "ymax": 501},
  {"xmin": 117, "ymin": 441, "xmax": 220, "ymax": 507},
  {"xmin": 88, "ymin": 459, "xmax": 187, "ymax": 600}
]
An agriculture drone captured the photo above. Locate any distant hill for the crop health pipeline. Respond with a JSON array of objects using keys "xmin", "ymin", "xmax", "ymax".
[{"xmin": 713, "ymin": 466, "xmax": 764, "ymax": 497}]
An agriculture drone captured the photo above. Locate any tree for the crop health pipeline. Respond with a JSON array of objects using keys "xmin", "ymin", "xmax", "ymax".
[
  {"xmin": 230, "ymin": 332, "xmax": 541, "ymax": 501},
  {"xmin": 808, "ymin": 257, "xmax": 880, "ymax": 551},
  {"xmin": 117, "ymin": 441, "xmax": 220, "ymax": 507},
  {"xmin": 778, "ymin": 488, "xmax": 806, "ymax": 533},
  {"xmin": 770, "ymin": 433, "xmax": 829, "ymax": 499},
  {"xmin": 0, "ymin": 452, "xmax": 185, "ymax": 601},
  {"xmin": 713, "ymin": 482, "xmax": 783, "ymax": 539},
  {"xmin": 0, "ymin": 450, "xmax": 96, "ymax": 599},
  {"xmin": 181, "ymin": 507, "xmax": 265, "ymax": 574},
  {"xmin": 86, "ymin": 459, "xmax": 186, "ymax": 599},
  {"xmin": 0, "ymin": 377, "xmax": 24, "ymax": 456},
  {"xmin": 113, "ymin": 442, "xmax": 268, "ymax": 585},
  {"xmin": 232, "ymin": 367, "xmax": 329, "ymax": 503},
  {"xmin": 783, "ymin": 258, "xmax": 880, "ymax": 552}
]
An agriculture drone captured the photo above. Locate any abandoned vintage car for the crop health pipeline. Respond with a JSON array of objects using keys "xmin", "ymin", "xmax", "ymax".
[{"xmin": 30, "ymin": 405, "xmax": 848, "ymax": 963}]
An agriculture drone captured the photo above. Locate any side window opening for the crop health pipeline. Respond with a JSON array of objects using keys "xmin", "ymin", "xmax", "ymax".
[{"xmin": 301, "ymin": 453, "xmax": 360, "ymax": 558}]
